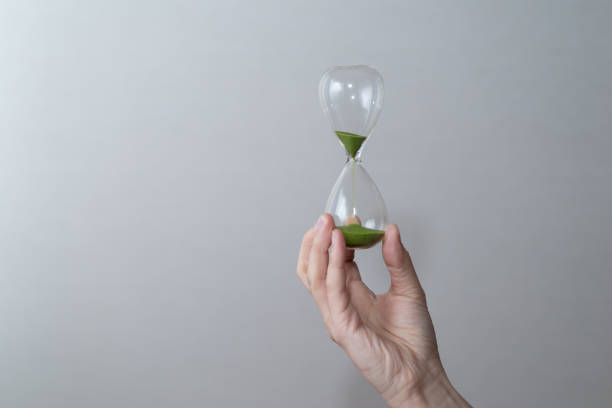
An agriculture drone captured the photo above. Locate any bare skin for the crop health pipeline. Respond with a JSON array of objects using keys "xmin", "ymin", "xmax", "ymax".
[{"xmin": 297, "ymin": 214, "xmax": 471, "ymax": 408}]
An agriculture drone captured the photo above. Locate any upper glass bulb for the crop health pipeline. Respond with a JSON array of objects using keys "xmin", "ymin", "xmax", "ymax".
[{"xmin": 319, "ymin": 65, "xmax": 385, "ymax": 158}]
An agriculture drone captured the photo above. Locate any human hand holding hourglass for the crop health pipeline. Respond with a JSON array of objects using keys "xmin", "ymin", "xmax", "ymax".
[
  {"xmin": 297, "ymin": 217, "xmax": 470, "ymax": 407},
  {"xmin": 297, "ymin": 66, "xmax": 470, "ymax": 407}
]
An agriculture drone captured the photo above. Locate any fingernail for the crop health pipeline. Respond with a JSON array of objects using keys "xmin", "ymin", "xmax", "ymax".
[
  {"xmin": 315, "ymin": 215, "xmax": 325, "ymax": 230},
  {"xmin": 331, "ymin": 232, "xmax": 337, "ymax": 249}
]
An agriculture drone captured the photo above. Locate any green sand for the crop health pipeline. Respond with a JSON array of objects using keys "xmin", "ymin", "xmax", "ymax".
[
  {"xmin": 337, "ymin": 224, "xmax": 385, "ymax": 248},
  {"xmin": 335, "ymin": 131, "xmax": 366, "ymax": 158}
]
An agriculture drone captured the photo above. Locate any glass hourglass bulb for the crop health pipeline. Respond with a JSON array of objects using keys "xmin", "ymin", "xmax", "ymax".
[{"xmin": 319, "ymin": 65, "xmax": 389, "ymax": 249}]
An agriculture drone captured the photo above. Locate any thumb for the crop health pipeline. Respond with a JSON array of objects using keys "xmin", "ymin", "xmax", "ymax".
[{"xmin": 382, "ymin": 224, "xmax": 425, "ymax": 299}]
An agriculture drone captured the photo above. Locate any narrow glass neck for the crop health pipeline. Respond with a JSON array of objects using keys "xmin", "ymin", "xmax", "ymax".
[{"xmin": 346, "ymin": 154, "xmax": 363, "ymax": 164}]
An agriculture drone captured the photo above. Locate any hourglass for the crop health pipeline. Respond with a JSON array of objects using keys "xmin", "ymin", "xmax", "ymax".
[{"xmin": 319, "ymin": 65, "xmax": 388, "ymax": 249}]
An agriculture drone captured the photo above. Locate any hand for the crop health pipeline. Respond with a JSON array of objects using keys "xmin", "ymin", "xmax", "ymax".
[{"xmin": 297, "ymin": 214, "xmax": 470, "ymax": 408}]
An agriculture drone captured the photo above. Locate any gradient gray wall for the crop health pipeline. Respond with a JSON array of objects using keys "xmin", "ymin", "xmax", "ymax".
[{"xmin": 1, "ymin": 1, "xmax": 611, "ymax": 407}]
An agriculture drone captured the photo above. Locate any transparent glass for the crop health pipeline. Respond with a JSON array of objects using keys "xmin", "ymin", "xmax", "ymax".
[
  {"xmin": 319, "ymin": 65, "xmax": 389, "ymax": 249},
  {"xmin": 319, "ymin": 65, "xmax": 385, "ymax": 159}
]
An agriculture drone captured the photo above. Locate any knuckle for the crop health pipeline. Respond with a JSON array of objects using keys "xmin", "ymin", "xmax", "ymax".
[
  {"xmin": 313, "ymin": 267, "xmax": 328, "ymax": 283},
  {"xmin": 326, "ymin": 325, "xmax": 345, "ymax": 346},
  {"xmin": 323, "ymin": 319, "xmax": 337, "ymax": 344},
  {"xmin": 407, "ymin": 288, "xmax": 427, "ymax": 302},
  {"xmin": 311, "ymin": 275, "xmax": 324, "ymax": 290},
  {"xmin": 327, "ymin": 328, "xmax": 338, "ymax": 344},
  {"xmin": 312, "ymin": 238, "xmax": 326, "ymax": 252},
  {"xmin": 419, "ymin": 289, "xmax": 428, "ymax": 305},
  {"xmin": 303, "ymin": 227, "xmax": 315, "ymax": 240}
]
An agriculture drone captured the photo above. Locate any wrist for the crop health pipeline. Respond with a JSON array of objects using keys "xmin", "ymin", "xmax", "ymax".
[{"xmin": 384, "ymin": 360, "xmax": 470, "ymax": 408}]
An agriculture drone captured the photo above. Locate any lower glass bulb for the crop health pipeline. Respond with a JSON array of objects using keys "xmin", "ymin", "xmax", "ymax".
[{"xmin": 325, "ymin": 159, "xmax": 388, "ymax": 249}]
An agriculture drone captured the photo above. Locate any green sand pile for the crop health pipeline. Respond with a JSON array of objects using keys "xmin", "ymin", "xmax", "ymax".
[
  {"xmin": 336, "ymin": 224, "xmax": 385, "ymax": 248},
  {"xmin": 335, "ymin": 131, "xmax": 366, "ymax": 158}
]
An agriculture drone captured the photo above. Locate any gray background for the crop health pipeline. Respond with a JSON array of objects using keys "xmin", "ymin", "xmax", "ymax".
[{"xmin": 1, "ymin": 1, "xmax": 611, "ymax": 407}]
